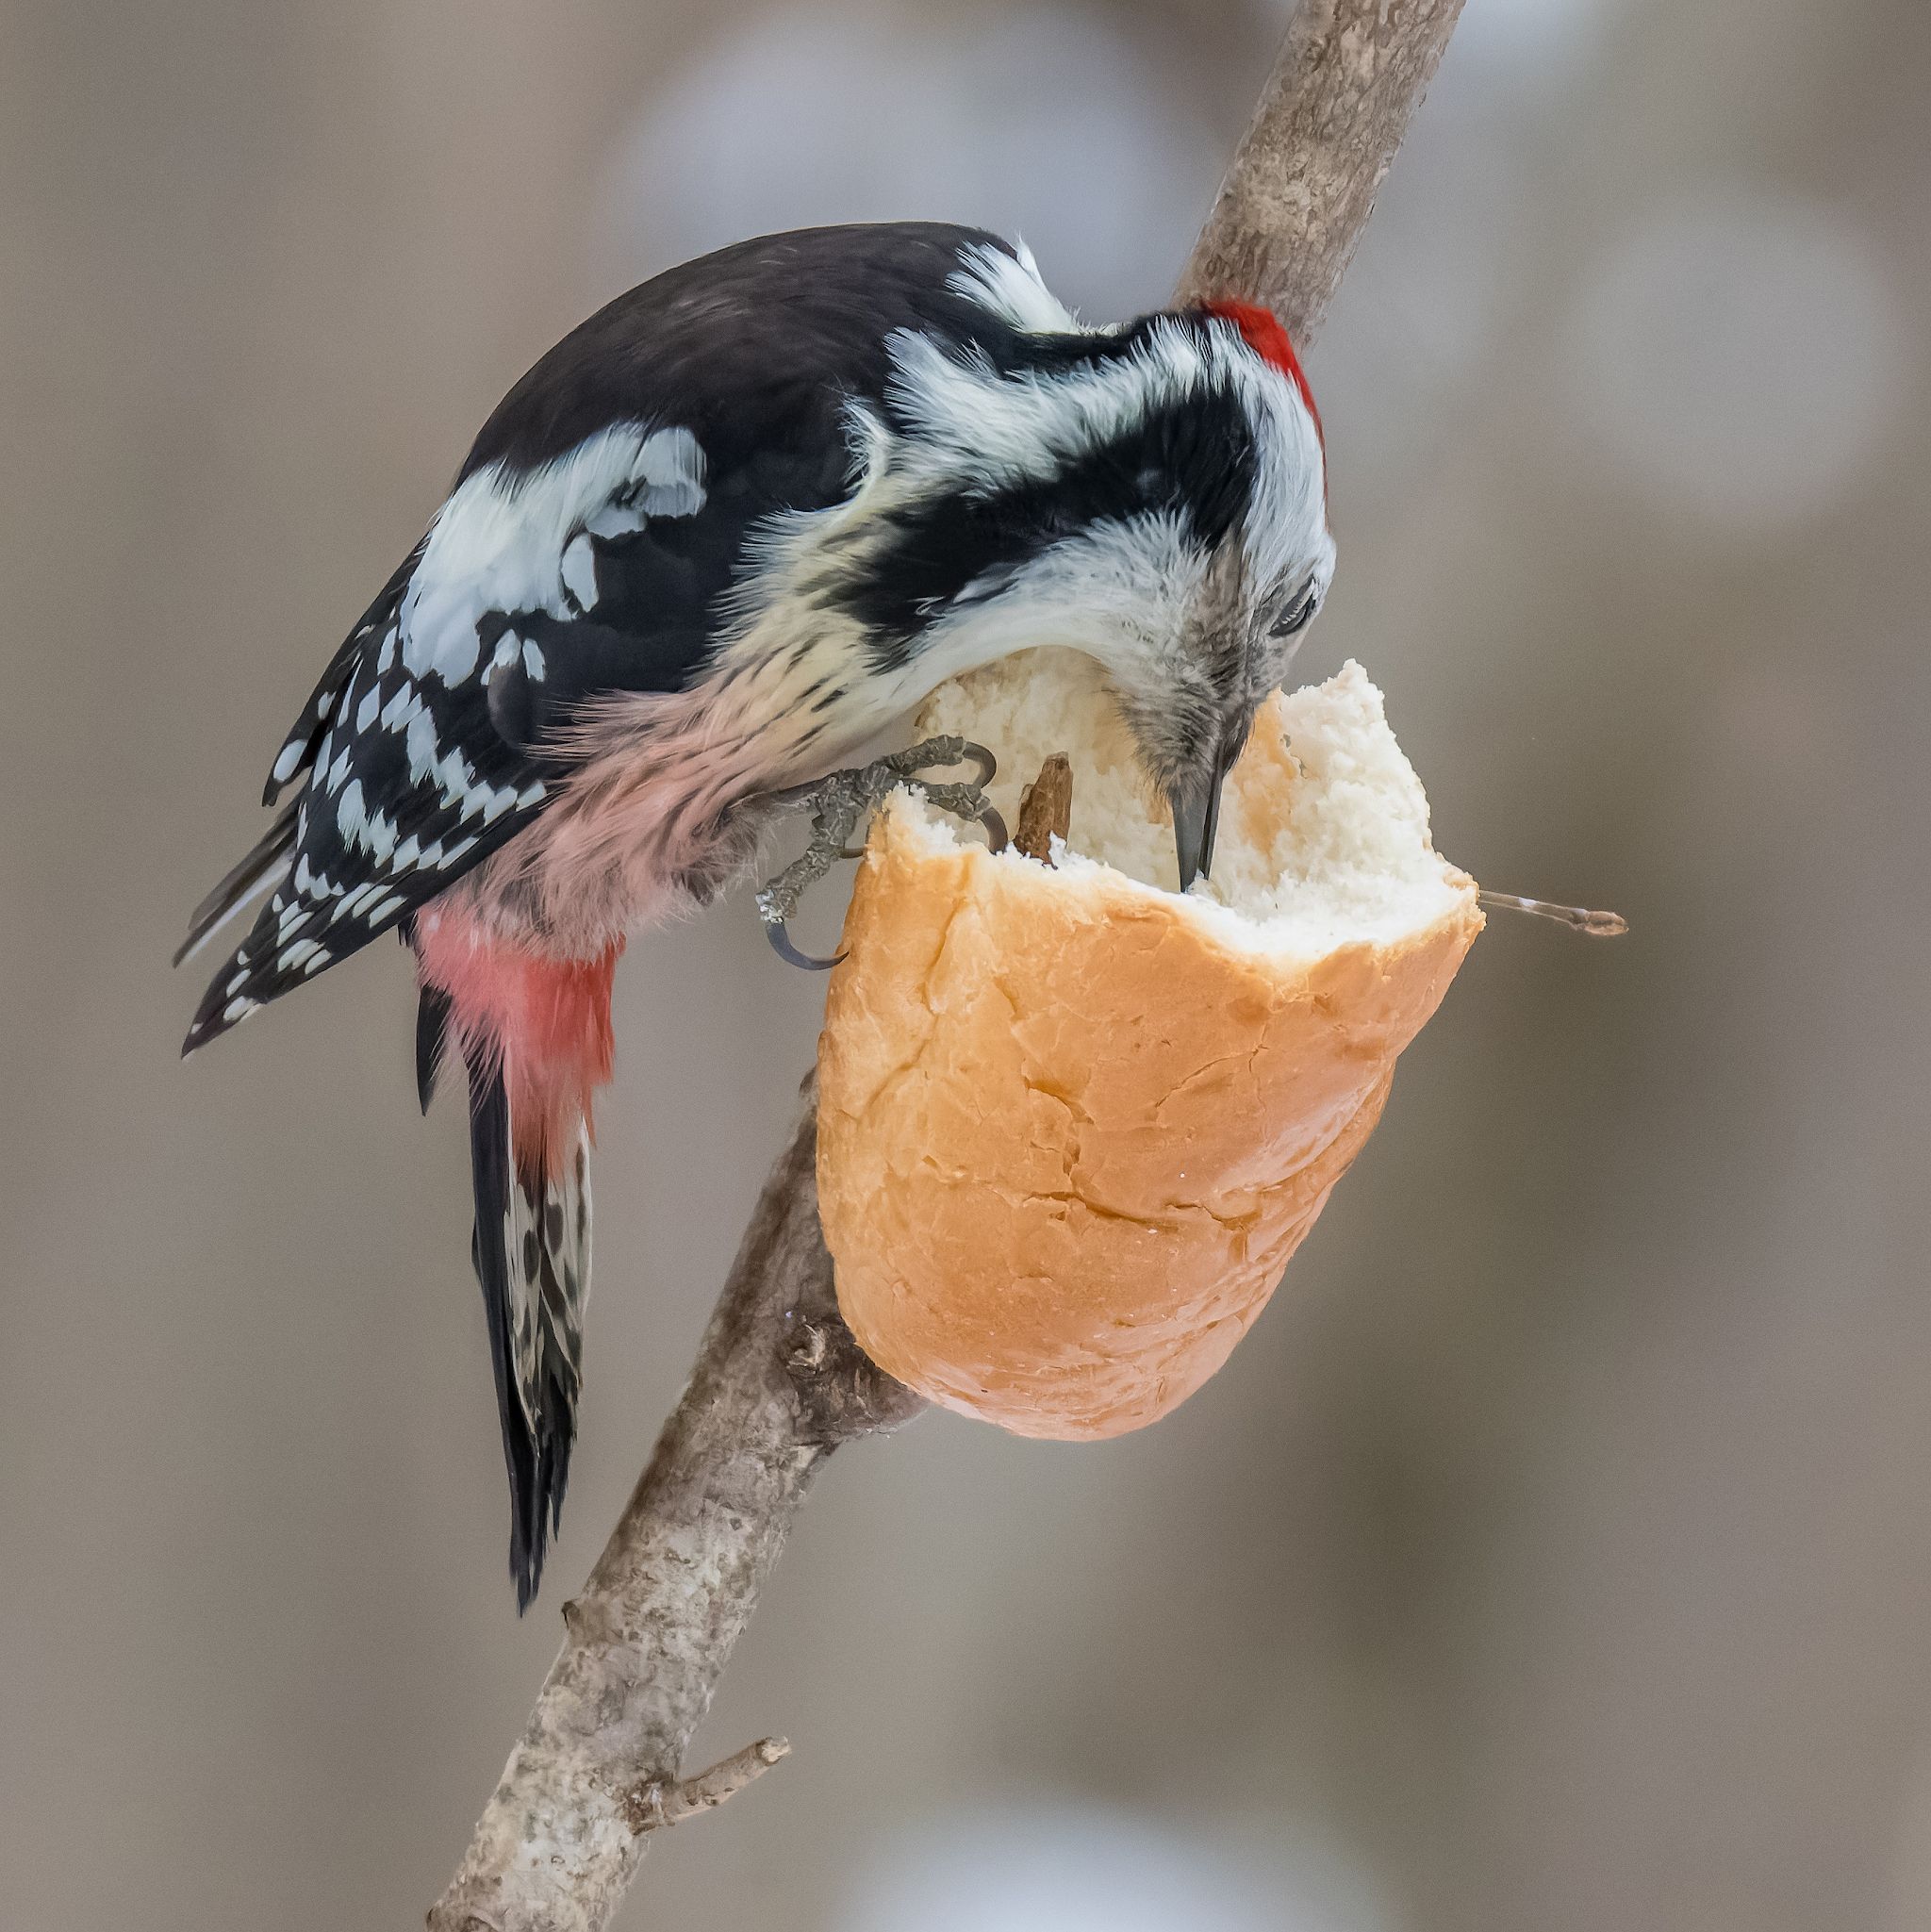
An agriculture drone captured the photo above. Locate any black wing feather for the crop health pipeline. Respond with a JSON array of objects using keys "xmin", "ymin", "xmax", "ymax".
[{"xmin": 262, "ymin": 540, "xmax": 426, "ymax": 806}]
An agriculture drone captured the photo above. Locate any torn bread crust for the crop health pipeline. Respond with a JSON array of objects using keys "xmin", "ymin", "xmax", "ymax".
[
  {"xmin": 817, "ymin": 653, "xmax": 1482, "ymax": 1441},
  {"xmin": 908, "ymin": 650, "xmax": 1473, "ymax": 953}
]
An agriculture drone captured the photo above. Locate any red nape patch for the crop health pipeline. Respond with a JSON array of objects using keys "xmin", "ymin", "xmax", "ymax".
[{"xmin": 1203, "ymin": 299, "xmax": 1324, "ymax": 449}]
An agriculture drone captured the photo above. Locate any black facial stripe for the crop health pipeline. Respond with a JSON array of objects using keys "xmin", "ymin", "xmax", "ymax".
[{"xmin": 847, "ymin": 383, "xmax": 1259, "ymax": 669}]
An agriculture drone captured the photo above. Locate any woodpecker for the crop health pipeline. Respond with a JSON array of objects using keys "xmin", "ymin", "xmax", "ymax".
[{"xmin": 179, "ymin": 222, "xmax": 1333, "ymax": 1607}]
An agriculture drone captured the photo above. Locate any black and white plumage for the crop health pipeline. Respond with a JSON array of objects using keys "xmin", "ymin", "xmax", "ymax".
[{"xmin": 181, "ymin": 222, "xmax": 1335, "ymax": 1606}]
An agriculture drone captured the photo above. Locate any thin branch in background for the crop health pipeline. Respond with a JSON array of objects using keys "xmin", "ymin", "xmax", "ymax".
[{"xmin": 429, "ymin": 5, "xmax": 1467, "ymax": 1926}]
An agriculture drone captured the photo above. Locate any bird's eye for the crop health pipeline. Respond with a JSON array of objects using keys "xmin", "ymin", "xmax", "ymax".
[{"xmin": 1274, "ymin": 589, "xmax": 1319, "ymax": 637}]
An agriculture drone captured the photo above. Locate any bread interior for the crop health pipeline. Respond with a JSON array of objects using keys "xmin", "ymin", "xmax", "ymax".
[{"xmin": 907, "ymin": 649, "xmax": 1473, "ymax": 960}]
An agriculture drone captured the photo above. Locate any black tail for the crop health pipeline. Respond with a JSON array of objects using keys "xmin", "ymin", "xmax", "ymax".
[{"xmin": 463, "ymin": 1039, "xmax": 591, "ymax": 1610}]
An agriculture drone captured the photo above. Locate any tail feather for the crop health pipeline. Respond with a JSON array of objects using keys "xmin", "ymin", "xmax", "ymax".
[
  {"xmin": 416, "ymin": 983, "xmax": 454, "ymax": 1115},
  {"xmin": 421, "ymin": 915, "xmax": 619, "ymax": 1609},
  {"xmin": 465, "ymin": 1051, "xmax": 589, "ymax": 1610}
]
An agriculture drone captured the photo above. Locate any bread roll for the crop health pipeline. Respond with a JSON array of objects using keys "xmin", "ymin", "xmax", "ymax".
[{"xmin": 816, "ymin": 650, "xmax": 1481, "ymax": 1438}]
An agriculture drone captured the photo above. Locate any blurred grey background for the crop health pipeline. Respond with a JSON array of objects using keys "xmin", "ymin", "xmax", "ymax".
[{"xmin": 4, "ymin": 0, "xmax": 1929, "ymax": 1926}]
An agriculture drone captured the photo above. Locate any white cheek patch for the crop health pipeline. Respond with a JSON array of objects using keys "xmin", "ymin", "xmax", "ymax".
[{"xmin": 1241, "ymin": 376, "xmax": 1331, "ymax": 601}]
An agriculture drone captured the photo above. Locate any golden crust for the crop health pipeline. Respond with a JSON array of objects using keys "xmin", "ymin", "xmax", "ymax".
[{"xmin": 816, "ymin": 685, "xmax": 1482, "ymax": 1439}]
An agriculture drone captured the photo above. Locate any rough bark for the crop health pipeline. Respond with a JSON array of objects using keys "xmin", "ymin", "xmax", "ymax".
[
  {"xmin": 1177, "ymin": 0, "xmax": 1466, "ymax": 343},
  {"xmin": 429, "ymin": 3, "xmax": 1467, "ymax": 1925}
]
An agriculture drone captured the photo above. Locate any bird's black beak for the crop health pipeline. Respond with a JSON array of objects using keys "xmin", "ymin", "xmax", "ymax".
[{"xmin": 1168, "ymin": 730, "xmax": 1246, "ymax": 892}]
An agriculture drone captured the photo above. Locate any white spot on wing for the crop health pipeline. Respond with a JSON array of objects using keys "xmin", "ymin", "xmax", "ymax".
[
  {"xmin": 560, "ymin": 534, "xmax": 598, "ymax": 612},
  {"xmin": 337, "ymin": 779, "xmax": 367, "ymax": 845},
  {"xmin": 361, "ymin": 808, "xmax": 398, "ymax": 863},
  {"xmin": 405, "ymin": 706, "xmax": 441, "ymax": 783},
  {"xmin": 583, "ymin": 501, "xmax": 647, "ymax": 540}
]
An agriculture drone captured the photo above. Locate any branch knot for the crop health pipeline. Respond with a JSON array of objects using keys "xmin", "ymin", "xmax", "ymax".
[{"xmin": 782, "ymin": 1311, "xmax": 924, "ymax": 1445}]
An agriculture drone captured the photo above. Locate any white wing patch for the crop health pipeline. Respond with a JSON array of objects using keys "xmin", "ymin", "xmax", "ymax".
[
  {"xmin": 559, "ymin": 534, "xmax": 598, "ymax": 613},
  {"xmin": 400, "ymin": 422, "xmax": 707, "ymax": 686}
]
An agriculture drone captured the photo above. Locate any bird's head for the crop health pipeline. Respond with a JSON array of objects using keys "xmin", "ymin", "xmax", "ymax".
[{"xmin": 830, "ymin": 282, "xmax": 1334, "ymax": 889}]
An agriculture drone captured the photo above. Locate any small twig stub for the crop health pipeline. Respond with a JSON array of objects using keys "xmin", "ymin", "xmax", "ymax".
[
  {"xmin": 1015, "ymin": 753, "xmax": 1074, "ymax": 863},
  {"xmin": 621, "ymin": 1737, "xmax": 792, "ymax": 1834}
]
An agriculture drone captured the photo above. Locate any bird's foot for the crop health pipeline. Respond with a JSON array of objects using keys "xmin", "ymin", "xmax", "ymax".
[{"xmin": 755, "ymin": 737, "xmax": 1008, "ymax": 969}]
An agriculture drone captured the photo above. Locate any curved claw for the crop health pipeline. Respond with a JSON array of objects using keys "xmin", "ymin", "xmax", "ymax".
[
  {"xmin": 979, "ymin": 803, "xmax": 1010, "ymax": 854},
  {"xmin": 955, "ymin": 740, "xmax": 999, "ymax": 790},
  {"xmin": 766, "ymin": 920, "xmax": 845, "ymax": 972}
]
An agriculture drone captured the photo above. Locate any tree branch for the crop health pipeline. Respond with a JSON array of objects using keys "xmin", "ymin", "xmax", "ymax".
[
  {"xmin": 429, "ymin": 6, "xmax": 1466, "ymax": 1926},
  {"xmin": 428, "ymin": 1082, "xmax": 920, "ymax": 1932},
  {"xmin": 1178, "ymin": 0, "xmax": 1466, "ymax": 342},
  {"xmin": 620, "ymin": 1736, "xmax": 792, "ymax": 1834}
]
